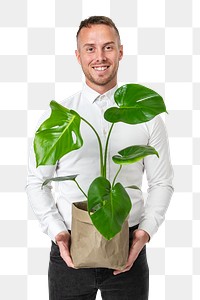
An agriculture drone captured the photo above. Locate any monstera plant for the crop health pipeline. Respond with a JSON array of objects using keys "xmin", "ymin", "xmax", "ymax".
[{"xmin": 34, "ymin": 84, "xmax": 167, "ymax": 240}]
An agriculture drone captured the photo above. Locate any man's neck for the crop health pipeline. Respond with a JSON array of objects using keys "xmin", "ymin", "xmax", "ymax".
[{"xmin": 85, "ymin": 81, "xmax": 117, "ymax": 95}]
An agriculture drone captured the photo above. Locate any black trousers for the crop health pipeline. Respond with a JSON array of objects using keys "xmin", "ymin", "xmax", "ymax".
[{"xmin": 48, "ymin": 225, "xmax": 149, "ymax": 300}]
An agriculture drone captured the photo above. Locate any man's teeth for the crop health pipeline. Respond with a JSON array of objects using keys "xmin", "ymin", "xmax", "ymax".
[{"xmin": 93, "ymin": 66, "xmax": 108, "ymax": 71}]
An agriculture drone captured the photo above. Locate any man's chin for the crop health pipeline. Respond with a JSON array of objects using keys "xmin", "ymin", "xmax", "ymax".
[{"xmin": 90, "ymin": 75, "xmax": 114, "ymax": 86}]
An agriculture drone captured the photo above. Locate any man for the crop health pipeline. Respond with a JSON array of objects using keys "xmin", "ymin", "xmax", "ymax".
[{"xmin": 26, "ymin": 16, "xmax": 174, "ymax": 299}]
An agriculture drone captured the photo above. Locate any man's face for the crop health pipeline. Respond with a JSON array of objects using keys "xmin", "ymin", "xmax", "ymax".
[{"xmin": 75, "ymin": 24, "xmax": 123, "ymax": 93}]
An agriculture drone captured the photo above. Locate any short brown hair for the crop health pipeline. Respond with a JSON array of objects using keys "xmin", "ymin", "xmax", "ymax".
[{"xmin": 76, "ymin": 16, "xmax": 121, "ymax": 43}]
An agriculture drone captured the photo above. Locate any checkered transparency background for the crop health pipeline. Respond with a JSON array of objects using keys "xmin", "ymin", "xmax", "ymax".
[{"xmin": 0, "ymin": 0, "xmax": 199, "ymax": 299}]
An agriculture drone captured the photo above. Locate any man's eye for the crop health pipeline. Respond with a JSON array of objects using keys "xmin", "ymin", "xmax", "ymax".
[
  {"xmin": 86, "ymin": 47, "xmax": 94, "ymax": 52},
  {"xmin": 105, "ymin": 45, "xmax": 112, "ymax": 51}
]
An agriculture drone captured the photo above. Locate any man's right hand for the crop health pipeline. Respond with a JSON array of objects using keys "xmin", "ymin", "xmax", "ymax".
[{"xmin": 55, "ymin": 231, "xmax": 75, "ymax": 268}]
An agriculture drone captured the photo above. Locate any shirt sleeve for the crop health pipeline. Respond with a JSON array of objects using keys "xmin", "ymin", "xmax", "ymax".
[
  {"xmin": 138, "ymin": 115, "xmax": 174, "ymax": 238},
  {"xmin": 26, "ymin": 115, "xmax": 68, "ymax": 243}
]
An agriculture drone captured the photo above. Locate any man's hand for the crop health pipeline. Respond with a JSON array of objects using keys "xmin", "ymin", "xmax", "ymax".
[
  {"xmin": 113, "ymin": 229, "xmax": 150, "ymax": 275},
  {"xmin": 55, "ymin": 231, "xmax": 75, "ymax": 268}
]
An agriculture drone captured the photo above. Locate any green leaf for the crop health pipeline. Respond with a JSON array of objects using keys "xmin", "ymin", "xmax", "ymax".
[
  {"xmin": 88, "ymin": 177, "xmax": 132, "ymax": 240},
  {"xmin": 42, "ymin": 174, "xmax": 78, "ymax": 188},
  {"xmin": 112, "ymin": 145, "xmax": 159, "ymax": 165},
  {"xmin": 104, "ymin": 83, "xmax": 167, "ymax": 124},
  {"xmin": 125, "ymin": 185, "xmax": 141, "ymax": 191},
  {"xmin": 34, "ymin": 100, "xmax": 83, "ymax": 167}
]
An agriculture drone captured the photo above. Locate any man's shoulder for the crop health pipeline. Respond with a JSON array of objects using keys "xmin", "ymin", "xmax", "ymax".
[
  {"xmin": 60, "ymin": 90, "xmax": 82, "ymax": 109},
  {"xmin": 144, "ymin": 114, "xmax": 167, "ymax": 138},
  {"xmin": 35, "ymin": 90, "xmax": 82, "ymax": 128}
]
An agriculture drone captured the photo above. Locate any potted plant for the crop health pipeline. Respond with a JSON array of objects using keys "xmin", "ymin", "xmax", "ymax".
[{"xmin": 34, "ymin": 83, "xmax": 167, "ymax": 269}]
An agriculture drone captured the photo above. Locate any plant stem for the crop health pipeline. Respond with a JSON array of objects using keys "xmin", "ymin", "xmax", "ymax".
[
  {"xmin": 81, "ymin": 117, "xmax": 104, "ymax": 176},
  {"xmin": 74, "ymin": 179, "xmax": 88, "ymax": 199},
  {"xmin": 103, "ymin": 123, "xmax": 114, "ymax": 178},
  {"xmin": 112, "ymin": 165, "xmax": 122, "ymax": 188}
]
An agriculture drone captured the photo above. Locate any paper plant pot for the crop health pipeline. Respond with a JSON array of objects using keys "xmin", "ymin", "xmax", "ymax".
[{"xmin": 70, "ymin": 201, "xmax": 129, "ymax": 270}]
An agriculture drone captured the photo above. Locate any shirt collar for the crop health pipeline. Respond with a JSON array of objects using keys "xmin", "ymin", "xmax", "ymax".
[{"xmin": 82, "ymin": 83, "xmax": 118, "ymax": 104}]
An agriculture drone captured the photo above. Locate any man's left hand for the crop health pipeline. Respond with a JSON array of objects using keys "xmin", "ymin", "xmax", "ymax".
[{"xmin": 113, "ymin": 229, "xmax": 150, "ymax": 275}]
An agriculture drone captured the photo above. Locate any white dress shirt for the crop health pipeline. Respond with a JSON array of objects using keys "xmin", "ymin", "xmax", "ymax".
[{"xmin": 26, "ymin": 83, "xmax": 174, "ymax": 242}]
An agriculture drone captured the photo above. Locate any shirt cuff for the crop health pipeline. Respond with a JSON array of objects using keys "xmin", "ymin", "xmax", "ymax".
[
  {"xmin": 138, "ymin": 219, "xmax": 159, "ymax": 241},
  {"xmin": 47, "ymin": 219, "xmax": 68, "ymax": 243}
]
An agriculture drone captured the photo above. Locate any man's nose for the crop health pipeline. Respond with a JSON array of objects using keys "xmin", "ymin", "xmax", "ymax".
[{"xmin": 95, "ymin": 49, "xmax": 106, "ymax": 62}]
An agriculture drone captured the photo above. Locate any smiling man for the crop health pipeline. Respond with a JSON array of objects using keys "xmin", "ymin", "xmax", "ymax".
[{"xmin": 26, "ymin": 16, "xmax": 173, "ymax": 300}]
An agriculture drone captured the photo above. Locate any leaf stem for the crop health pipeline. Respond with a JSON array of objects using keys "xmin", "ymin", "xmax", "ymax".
[
  {"xmin": 81, "ymin": 117, "xmax": 104, "ymax": 176},
  {"xmin": 74, "ymin": 179, "xmax": 88, "ymax": 199},
  {"xmin": 112, "ymin": 165, "xmax": 122, "ymax": 188},
  {"xmin": 103, "ymin": 123, "xmax": 114, "ymax": 178}
]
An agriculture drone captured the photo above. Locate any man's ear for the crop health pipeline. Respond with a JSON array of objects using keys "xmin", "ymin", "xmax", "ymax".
[
  {"xmin": 119, "ymin": 45, "xmax": 123, "ymax": 61},
  {"xmin": 75, "ymin": 50, "xmax": 81, "ymax": 64}
]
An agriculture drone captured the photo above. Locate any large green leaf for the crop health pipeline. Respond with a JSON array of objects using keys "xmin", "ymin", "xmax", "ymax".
[
  {"xmin": 104, "ymin": 84, "xmax": 167, "ymax": 124},
  {"xmin": 87, "ymin": 177, "xmax": 132, "ymax": 240},
  {"xmin": 112, "ymin": 145, "xmax": 159, "ymax": 165},
  {"xmin": 34, "ymin": 101, "xmax": 83, "ymax": 167}
]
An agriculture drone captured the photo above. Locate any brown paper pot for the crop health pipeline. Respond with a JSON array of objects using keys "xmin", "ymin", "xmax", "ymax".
[{"xmin": 70, "ymin": 201, "xmax": 129, "ymax": 270}]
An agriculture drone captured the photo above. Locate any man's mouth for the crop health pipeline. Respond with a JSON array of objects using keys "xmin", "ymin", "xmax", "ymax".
[{"xmin": 92, "ymin": 66, "xmax": 109, "ymax": 71}]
